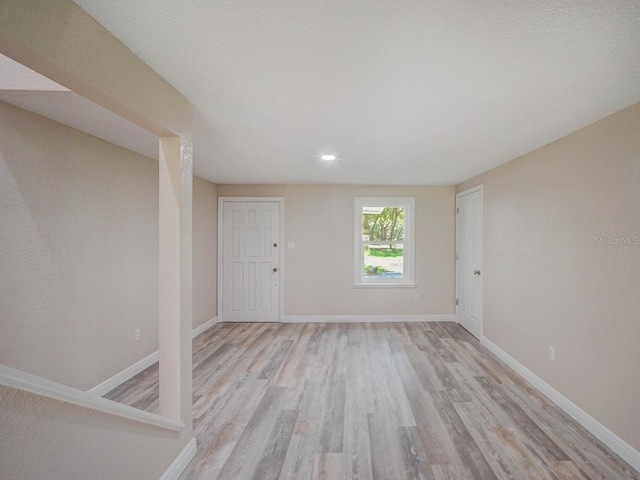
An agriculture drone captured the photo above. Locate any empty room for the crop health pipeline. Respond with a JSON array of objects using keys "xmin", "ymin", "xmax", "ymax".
[{"xmin": 1, "ymin": 1, "xmax": 639, "ymax": 479}]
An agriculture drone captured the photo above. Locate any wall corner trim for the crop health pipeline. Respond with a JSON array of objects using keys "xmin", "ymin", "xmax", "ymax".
[
  {"xmin": 481, "ymin": 335, "xmax": 640, "ymax": 473},
  {"xmin": 282, "ymin": 314, "xmax": 454, "ymax": 323},
  {"xmin": 88, "ymin": 317, "xmax": 218, "ymax": 397},
  {"xmin": 159, "ymin": 437, "xmax": 197, "ymax": 480}
]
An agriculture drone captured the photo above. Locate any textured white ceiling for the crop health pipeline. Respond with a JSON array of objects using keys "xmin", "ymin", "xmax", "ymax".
[{"xmin": 64, "ymin": 1, "xmax": 640, "ymax": 184}]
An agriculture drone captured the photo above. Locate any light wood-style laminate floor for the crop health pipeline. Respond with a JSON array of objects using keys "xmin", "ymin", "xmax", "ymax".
[{"xmin": 106, "ymin": 322, "xmax": 639, "ymax": 480}]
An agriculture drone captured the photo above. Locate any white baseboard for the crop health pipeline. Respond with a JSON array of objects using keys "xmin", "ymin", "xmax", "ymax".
[
  {"xmin": 282, "ymin": 314, "xmax": 454, "ymax": 323},
  {"xmin": 159, "ymin": 437, "xmax": 197, "ymax": 480},
  {"xmin": 88, "ymin": 317, "xmax": 218, "ymax": 396},
  {"xmin": 192, "ymin": 316, "xmax": 219, "ymax": 338},
  {"xmin": 481, "ymin": 335, "xmax": 640, "ymax": 473},
  {"xmin": 88, "ymin": 351, "xmax": 159, "ymax": 397}
]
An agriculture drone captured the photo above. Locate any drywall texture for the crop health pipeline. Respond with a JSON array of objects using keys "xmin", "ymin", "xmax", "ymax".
[
  {"xmin": 217, "ymin": 184, "xmax": 455, "ymax": 316},
  {"xmin": 457, "ymin": 102, "xmax": 640, "ymax": 451},
  {"xmin": 0, "ymin": 101, "xmax": 217, "ymax": 390},
  {"xmin": 0, "ymin": 385, "xmax": 190, "ymax": 480},
  {"xmin": 192, "ymin": 176, "xmax": 217, "ymax": 328},
  {"xmin": 0, "ymin": 101, "xmax": 158, "ymax": 390}
]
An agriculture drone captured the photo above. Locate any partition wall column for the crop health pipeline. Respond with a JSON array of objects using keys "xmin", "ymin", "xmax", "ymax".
[{"xmin": 158, "ymin": 136, "xmax": 193, "ymax": 422}]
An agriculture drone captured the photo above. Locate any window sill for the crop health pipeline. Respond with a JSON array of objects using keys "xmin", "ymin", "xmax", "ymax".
[{"xmin": 353, "ymin": 283, "xmax": 416, "ymax": 289}]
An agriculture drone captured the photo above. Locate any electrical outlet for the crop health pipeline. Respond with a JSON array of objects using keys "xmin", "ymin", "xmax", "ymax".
[
  {"xmin": 135, "ymin": 329, "xmax": 141, "ymax": 342},
  {"xmin": 414, "ymin": 294, "xmax": 420, "ymax": 302},
  {"xmin": 548, "ymin": 345, "xmax": 555, "ymax": 361}
]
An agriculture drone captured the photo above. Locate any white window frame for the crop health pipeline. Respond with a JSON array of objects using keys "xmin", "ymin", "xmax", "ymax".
[{"xmin": 354, "ymin": 197, "xmax": 416, "ymax": 288}]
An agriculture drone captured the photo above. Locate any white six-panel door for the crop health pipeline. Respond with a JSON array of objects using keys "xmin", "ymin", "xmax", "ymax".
[
  {"xmin": 456, "ymin": 186, "xmax": 483, "ymax": 339},
  {"xmin": 220, "ymin": 200, "xmax": 281, "ymax": 322}
]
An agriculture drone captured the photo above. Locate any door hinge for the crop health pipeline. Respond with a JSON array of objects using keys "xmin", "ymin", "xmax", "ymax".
[
  {"xmin": 456, "ymin": 253, "xmax": 459, "ymax": 260},
  {"xmin": 456, "ymin": 299, "xmax": 459, "ymax": 306},
  {"xmin": 456, "ymin": 207, "xmax": 459, "ymax": 214}
]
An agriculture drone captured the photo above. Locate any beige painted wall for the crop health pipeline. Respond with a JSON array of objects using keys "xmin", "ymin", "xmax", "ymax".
[
  {"xmin": 457, "ymin": 102, "xmax": 640, "ymax": 451},
  {"xmin": 0, "ymin": 101, "xmax": 217, "ymax": 390},
  {"xmin": 193, "ymin": 176, "xmax": 217, "ymax": 328},
  {"xmin": 217, "ymin": 184, "xmax": 455, "ymax": 316},
  {"xmin": 0, "ymin": 100, "xmax": 158, "ymax": 390}
]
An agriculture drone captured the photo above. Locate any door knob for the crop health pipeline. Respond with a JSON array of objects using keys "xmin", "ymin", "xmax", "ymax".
[
  {"xmin": 473, "ymin": 270, "xmax": 481, "ymax": 276},
  {"xmin": 273, "ymin": 267, "xmax": 278, "ymax": 272}
]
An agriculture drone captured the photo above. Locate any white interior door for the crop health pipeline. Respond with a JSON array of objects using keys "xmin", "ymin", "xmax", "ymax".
[
  {"xmin": 221, "ymin": 200, "xmax": 281, "ymax": 322},
  {"xmin": 456, "ymin": 186, "xmax": 483, "ymax": 339}
]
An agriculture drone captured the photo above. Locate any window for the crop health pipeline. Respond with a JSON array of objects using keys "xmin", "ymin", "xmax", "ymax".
[{"xmin": 354, "ymin": 197, "xmax": 415, "ymax": 287}]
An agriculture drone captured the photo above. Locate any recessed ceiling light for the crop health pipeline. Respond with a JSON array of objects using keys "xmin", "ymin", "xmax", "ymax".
[{"xmin": 320, "ymin": 154, "xmax": 336, "ymax": 161}]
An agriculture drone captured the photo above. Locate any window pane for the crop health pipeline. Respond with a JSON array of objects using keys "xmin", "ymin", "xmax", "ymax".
[
  {"xmin": 362, "ymin": 207, "xmax": 405, "ymax": 243},
  {"xmin": 362, "ymin": 206, "xmax": 405, "ymax": 279},
  {"xmin": 363, "ymin": 243, "xmax": 404, "ymax": 279},
  {"xmin": 356, "ymin": 197, "xmax": 414, "ymax": 286}
]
